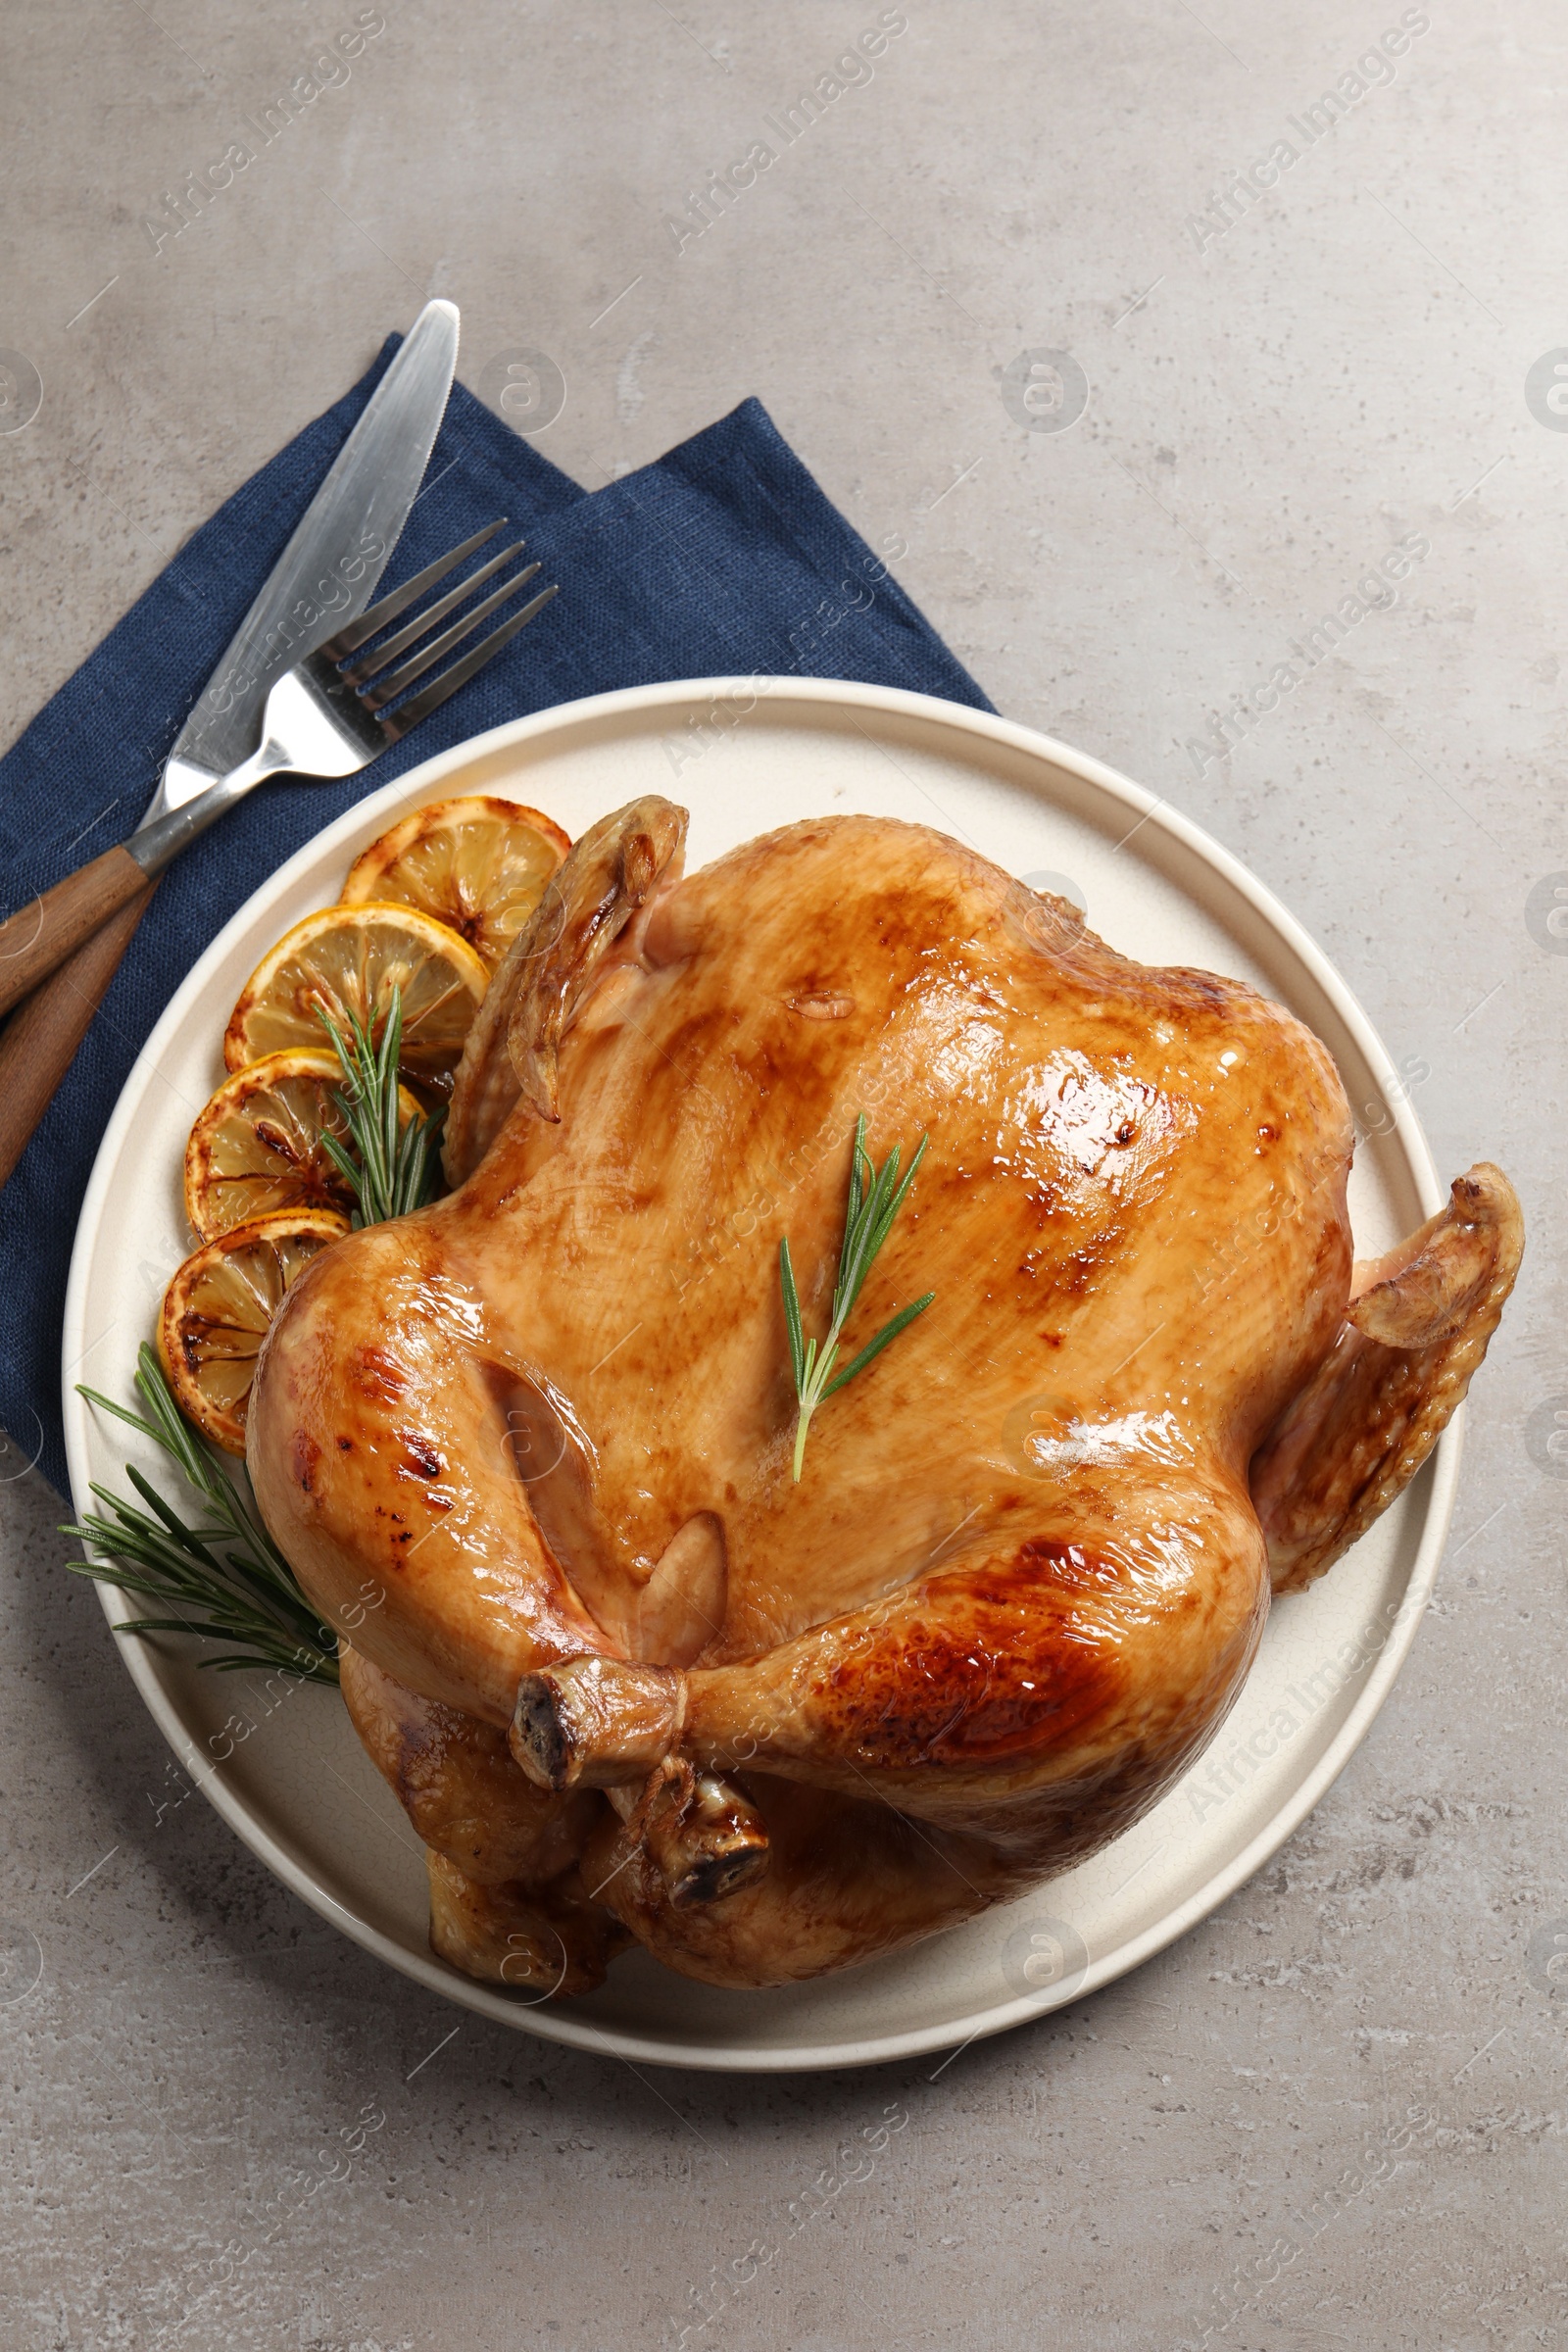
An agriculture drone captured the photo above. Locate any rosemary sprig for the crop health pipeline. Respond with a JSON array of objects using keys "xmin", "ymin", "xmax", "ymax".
[
  {"xmin": 779, "ymin": 1113, "xmax": 935, "ymax": 1482},
  {"xmin": 317, "ymin": 990, "xmax": 446, "ymax": 1227},
  {"xmin": 63, "ymin": 1345, "xmax": 338, "ymax": 1683},
  {"xmin": 63, "ymin": 981, "xmax": 447, "ymax": 1682}
]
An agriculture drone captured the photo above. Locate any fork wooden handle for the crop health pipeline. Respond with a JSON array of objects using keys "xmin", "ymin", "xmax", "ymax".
[
  {"xmin": 0, "ymin": 844, "xmax": 150, "ymax": 1020},
  {"xmin": 0, "ymin": 884, "xmax": 158, "ymax": 1191}
]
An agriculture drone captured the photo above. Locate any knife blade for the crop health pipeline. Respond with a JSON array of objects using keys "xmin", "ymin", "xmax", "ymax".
[{"xmin": 144, "ymin": 297, "xmax": 460, "ymax": 826}]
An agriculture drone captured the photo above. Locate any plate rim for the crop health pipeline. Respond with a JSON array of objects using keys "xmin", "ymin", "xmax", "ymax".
[{"xmin": 61, "ymin": 674, "xmax": 1455, "ymax": 2073}]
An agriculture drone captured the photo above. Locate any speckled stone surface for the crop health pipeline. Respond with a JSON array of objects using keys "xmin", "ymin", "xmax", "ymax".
[{"xmin": 2, "ymin": 4, "xmax": 1564, "ymax": 2345}]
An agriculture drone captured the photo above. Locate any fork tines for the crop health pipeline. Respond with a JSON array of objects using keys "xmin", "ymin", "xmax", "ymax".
[{"xmin": 319, "ymin": 518, "xmax": 558, "ymax": 739}]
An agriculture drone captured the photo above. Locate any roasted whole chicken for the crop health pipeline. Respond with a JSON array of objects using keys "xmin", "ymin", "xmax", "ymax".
[{"xmin": 248, "ymin": 800, "xmax": 1521, "ymax": 1994}]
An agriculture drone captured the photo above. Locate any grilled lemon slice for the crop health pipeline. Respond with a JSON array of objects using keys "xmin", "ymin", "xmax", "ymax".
[
  {"xmin": 340, "ymin": 795, "xmax": 570, "ymax": 970},
  {"xmin": 158, "ymin": 1208, "xmax": 349, "ymax": 1454},
  {"xmin": 183, "ymin": 1049, "xmax": 421, "ymax": 1243},
  {"xmin": 222, "ymin": 904, "xmax": 488, "ymax": 1093}
]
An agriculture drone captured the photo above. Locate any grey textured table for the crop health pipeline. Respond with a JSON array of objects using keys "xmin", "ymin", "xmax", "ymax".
[{"xmin": 2, "ymin": 5, "xmax": 1563, "ymax": 2346}]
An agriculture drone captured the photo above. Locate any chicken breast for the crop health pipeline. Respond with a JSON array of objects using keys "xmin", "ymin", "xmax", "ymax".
[{"xmin": 247, "ymin": 801, "xmax": 1521, "ymax": 1991}]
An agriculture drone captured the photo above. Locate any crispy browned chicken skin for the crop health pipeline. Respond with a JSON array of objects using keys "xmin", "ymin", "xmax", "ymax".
[{"xmin": 249, "ymin": 802, "xmax": 1521, "ymax": 1993}]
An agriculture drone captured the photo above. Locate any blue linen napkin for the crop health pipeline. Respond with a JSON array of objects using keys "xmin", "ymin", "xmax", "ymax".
[{"xmin": 0, "ymin": 338, "xmax": 993, "ymax": 1496}]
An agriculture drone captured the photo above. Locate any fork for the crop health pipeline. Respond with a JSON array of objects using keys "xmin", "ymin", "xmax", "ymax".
[{"xmin": 0, "ymin": 521, "xmax": 557, "ymax": 1187}]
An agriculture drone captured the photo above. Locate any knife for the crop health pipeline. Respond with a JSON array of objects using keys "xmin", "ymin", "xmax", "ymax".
[
  {"xmin": 0, "ymin": 300, "xmax": 460, "ymax": 1186},
  {"xmin": 0, "ymin": 299, "xmax": 460, "ymax": 1016}
]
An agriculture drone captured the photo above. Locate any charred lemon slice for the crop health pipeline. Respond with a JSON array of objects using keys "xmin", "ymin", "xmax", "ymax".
[
  {"xmin": 183, "ymin": 1049, "xmax": 421, "ymax": 1243},
  {"xmin": 222, "ymin": 904, "xmax": 488, "ymax": 1092},
  {"xmin": 158, "ymin": 1208, "xmax": 349, "ymax": 1453},
  {"xmin": 340, "ymin": 795, "xmax": 571, "ymax": 969}
]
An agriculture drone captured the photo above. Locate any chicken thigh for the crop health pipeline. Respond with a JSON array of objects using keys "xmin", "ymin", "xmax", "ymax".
[{"xmin": 248, "ymin": 800, "xmax": 1520, "ymax": 1992}]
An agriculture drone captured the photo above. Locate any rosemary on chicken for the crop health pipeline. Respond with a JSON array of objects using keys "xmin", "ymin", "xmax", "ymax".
[
  {"xmin": 779, "ymin": 1113, "xmax": 935, "ymax": 1482},
  {"xmin": 63, "ymin": 1345, "xmax": 339, "ymax": 1683},
  {"xmin": 65, "ymin": 982, "xmax": 441, "ymax": 1682},
  {"xmin": 317, "ymin": 991, "xmax": 446, "ymax": 1226}
]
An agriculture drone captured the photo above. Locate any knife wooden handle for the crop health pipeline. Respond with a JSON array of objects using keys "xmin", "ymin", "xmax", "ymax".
[
  {"xmin": 0, "ymin": 885, "xmax": 159, "ymax": 1192},
  {"xmin": 0, "ymin": 844, "xmax": 150, "ymax": 1020}
]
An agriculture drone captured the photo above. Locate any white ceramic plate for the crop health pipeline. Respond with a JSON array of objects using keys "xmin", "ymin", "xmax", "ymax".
[{"xmin": 63, "ymin": 678, "xmax": 1456, "ymax": 2074}]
